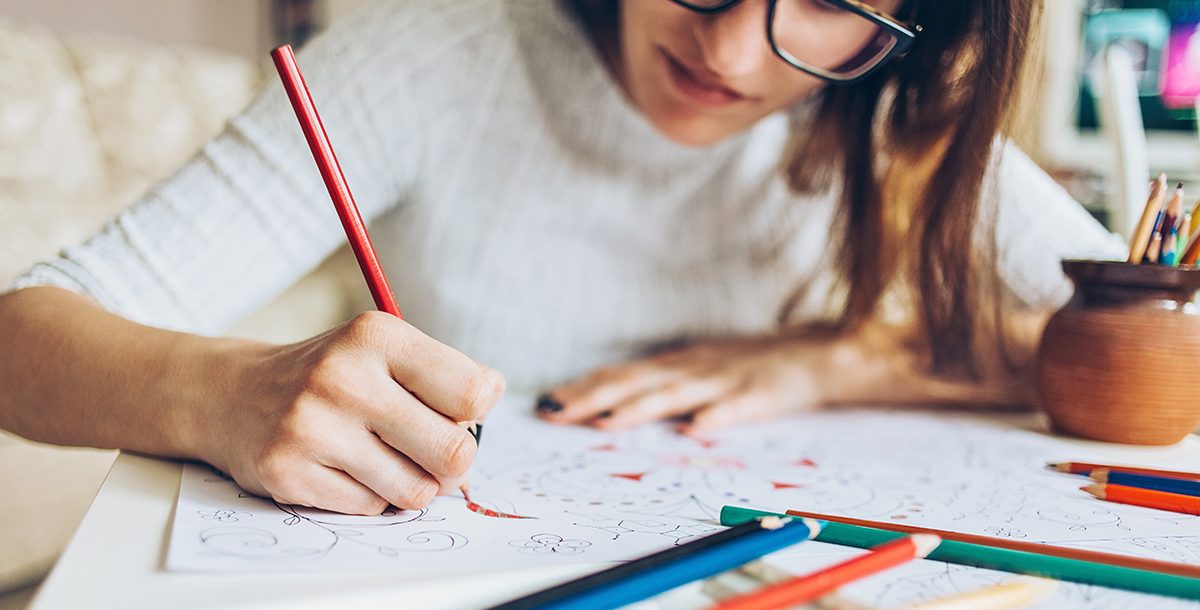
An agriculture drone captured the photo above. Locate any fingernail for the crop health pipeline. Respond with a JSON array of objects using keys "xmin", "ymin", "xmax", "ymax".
[
  {"xmin": 484, "ymin": 368, "xmax": 506, "ymax": 395},
  {"xmin": 597, "ymin": 410, "xmax": 613, "ymax": 419},
  {"xmin": 536, "ymin": 394, "xmax": 564, "ymax": 415},
  {"xmin": 468, "ymin": 422, "xmax": 484, "ymax": 446}
]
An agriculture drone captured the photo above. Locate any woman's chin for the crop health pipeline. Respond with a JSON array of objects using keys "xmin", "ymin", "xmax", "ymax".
[{"xmin": 645, "ymin": 110, "xmax": 744, "ymax": 148}]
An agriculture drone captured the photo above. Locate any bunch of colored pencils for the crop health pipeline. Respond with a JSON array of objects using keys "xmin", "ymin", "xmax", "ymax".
[
  {"xmin": 1051, "ymin": 461, "xmax": 1200, "ymax": 516},
  {"xmin": 488, "ymin": 516, "xmax": 938, "ymax": 610},
  {"xmin": 1128, "ymin": 175, "xmax": 1200, "ymax": 266},
  {"xmin": 721, "ymin": 505, "xmax": 1200, "ymax": 601}
]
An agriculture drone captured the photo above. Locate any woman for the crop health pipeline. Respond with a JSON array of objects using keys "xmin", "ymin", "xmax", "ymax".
[{"xmin": 0, "ymin": 0, "xmax": 1121, "ymax": 515}]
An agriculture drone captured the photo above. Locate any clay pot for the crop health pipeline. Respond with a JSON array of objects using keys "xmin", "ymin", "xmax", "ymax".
[{"xmin": 1037, "ymin": 260, "xmax": 1200, "ymax": 445}]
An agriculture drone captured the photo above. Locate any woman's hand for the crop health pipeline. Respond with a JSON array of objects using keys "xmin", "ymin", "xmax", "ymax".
[
  {"xmin": 537, "ymin": 334, "xmax": 835, "ymax": 433},
  {"xmin": 202, "ymin": 311, "xmax": 506, "ymax": 515}
]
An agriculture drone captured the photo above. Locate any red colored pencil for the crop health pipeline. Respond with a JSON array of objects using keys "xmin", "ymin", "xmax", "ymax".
[
  {"xmin": 270, "ymin": 45, "xmax": 402, "ymax": 318},
  {"xmin": 1084, "ymin": 484, "xmax": 1200, "ymax": 516},
  {"xmin": 1049, "ymin": 461, "xmax": 1200, "ymax": 481},
  {"xmin": 710, "ymin": 534, "xmax": 940, "ymax": 610}
]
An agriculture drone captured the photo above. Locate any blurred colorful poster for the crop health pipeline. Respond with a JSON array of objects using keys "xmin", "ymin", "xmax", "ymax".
[{"xmin": 1161, "ymin": 19, "xmax": 1200, "ymax": 108}]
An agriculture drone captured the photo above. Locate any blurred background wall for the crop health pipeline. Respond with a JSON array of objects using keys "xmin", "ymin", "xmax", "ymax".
[{"xmin": 0, "ymin": 0, "xmax": 370, "ymax": 60}]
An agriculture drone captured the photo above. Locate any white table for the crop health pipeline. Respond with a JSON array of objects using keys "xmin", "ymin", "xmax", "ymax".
[{"xmin": 27, "ymin": 415, "xmax": 1200, "ymax": 610}]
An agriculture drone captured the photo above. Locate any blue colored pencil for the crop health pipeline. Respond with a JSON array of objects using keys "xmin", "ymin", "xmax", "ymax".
[
  {"xmin": 487, "ymin": 516, "xmax": 822, "ymax": 610},
  {"xmin": 1094, "ymin": 469, "xmax": 1200, "ymax": 498}
]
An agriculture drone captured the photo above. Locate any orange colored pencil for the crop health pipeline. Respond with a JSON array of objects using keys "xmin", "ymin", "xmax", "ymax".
[
  {"xmin": 1048, "ymin": 461, "xmax": 1200, "ymax": 480},
  {"xmin": 1183, "ymin": 228, "xmax": 1200, "ymax": 266},
  {"xmin": 1084, "ymin": 484, "xmax": 1200, "ymax": 516},
  {"xmin": 782, "ymin": 508, "xmax": 1200, "ymax": 578},
  {"xmin": 710, "ymin": 535, "xmax": 940, "ymax": 610}
]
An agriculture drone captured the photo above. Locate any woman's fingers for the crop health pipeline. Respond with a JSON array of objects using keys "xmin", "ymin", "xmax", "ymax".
[
  {"xmin": 263, "ymin": 463, "xmax": 390, "ymax": 516},
  {"xmin": 228, "ymin": 312, "xmax": 509, "ymax": 515},
  {"xmin": 593, "ymin": 377, "xmax": 733, "ymax": 430},
  {"xmin": 363, "ymin": 382, "xmax": 479, "ymax": 482},
  {"xmin": 542, "ymin": 363, "xmax": 686, "ymax": 424},
  {"xmin": 326, "ymin": 432, "xmax": 443, "ymax": 510},
  {"xmin": 344, "ymin": 312, "xmax": 506, "ymax": 422},
  {"xmin": 684, "ymin": 389, "xmax": 815, "ymax": 434}
]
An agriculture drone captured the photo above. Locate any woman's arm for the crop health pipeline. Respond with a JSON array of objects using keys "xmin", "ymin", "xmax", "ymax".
[
  {"xmin": 544, "ymin": 143, "xmax": 1118, "ymax": 432},
  {"xmin": 0, "ymin": 287, "xmax": 504, "ymax": 515},
  {"xmin": 0, "ymin": 3, "xmax": 509, "ymax": 513},
  {"xmin": 539, "ymin": 309, "xmax": 1051, "ymax": 433}
]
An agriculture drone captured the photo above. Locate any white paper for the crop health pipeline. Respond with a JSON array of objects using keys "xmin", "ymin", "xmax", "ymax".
[{"xmin": 167, "ymin": 397, "xmax": 1200, "ymax": 607}]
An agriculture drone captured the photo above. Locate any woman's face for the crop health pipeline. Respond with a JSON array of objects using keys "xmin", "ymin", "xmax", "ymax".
[{"xmin": 617, "ymin": 0, "xmax": 901, "ymax": 146}]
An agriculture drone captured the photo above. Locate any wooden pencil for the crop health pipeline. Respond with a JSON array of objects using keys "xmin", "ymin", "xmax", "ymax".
[
  {"xmin": 1129, "ymin": 174, "xmax": 1168, "ymax": 263},
  {"xmin": 1048, "ymin": 461, "xmax": 1200, "ymax": 481},
  {"xmin": 897, "ymin": 577, "xmax": 1057, "ymax": 610},
  {"xmin": 721, "ymin": 506, "xmax": 1200, "ymax": 600},
  {"xmin": 1163, "ymin": 225, "xmax": 1179, "ymax": 266},
  {"xmin": 1092, "ymin": 469, "xmax": 1200, "ymax": 498},
  {"xmin": 1146, "ymin": 230, "xmax": 1164, "ymax": 263},
  {"xmin": 270, "ymin": 45, "xmax": 402, "ymax": 318},
  {"xmin": 711, "ymin": 535, "xmax": 939, "ymax": 610},
  {"xmin": 1159, "ymin": 183, "xmax": 1185, "ymax": 265},
  {"xmin": 488, "ymin": 516, "xmax": 822, "ymax": 610},
  {"xmin": 1183, "ymin": 228, "xmax": 1200, "ymax": 266},
  {"xmin": 1084, "ymin": 483, "xmax": 1200, "ymax": 516},
  {"xmin": 1185, "ymin": 198, "xmax": 1200, "ymax": 265},
  {"xmin": 1178, "ymin": 211, "xmax": 1192, "ymax": 260}
]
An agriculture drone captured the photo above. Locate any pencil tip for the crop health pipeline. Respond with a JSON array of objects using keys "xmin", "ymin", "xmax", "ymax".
[
  {"xmin": 1081, "ymin": 484, "xmax": 1106, "ymax": 498},
  {"xmin": 910, "ymin": 534, "xmax": 942, "ymax": 557},
  {"xmin": 1179, "ymin": 182, "xmax": 1186, "ymax": 190},
  {"xmin": 1046, "ymin": 462, "xmax": 1068, "ymax": 472}
]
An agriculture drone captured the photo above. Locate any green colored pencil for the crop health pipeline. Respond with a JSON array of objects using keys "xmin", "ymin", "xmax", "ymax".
[{"xmin": 721, "ymin": 506, "xmax": 1200, "ymax": 601}]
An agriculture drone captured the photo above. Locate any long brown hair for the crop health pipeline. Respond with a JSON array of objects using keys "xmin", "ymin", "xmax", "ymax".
[
  {"xmin": 780, "ymin": 1, "xmax": 1041, "ymax": 378},
  {"xmin": 571, "ymin": 0, "xmax": 1042, "ymax": 377}
]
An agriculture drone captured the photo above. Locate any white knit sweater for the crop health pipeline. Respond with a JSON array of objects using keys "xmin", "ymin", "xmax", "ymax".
[{"xmin": 10, "ymin": 0, "xmax": 1124, "ymax": 393}]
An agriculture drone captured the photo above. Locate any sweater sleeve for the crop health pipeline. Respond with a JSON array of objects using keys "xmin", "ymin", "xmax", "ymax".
[
  {"xmin": 5, "ymin": 1, "xmax": 496, "ymax": 335},
  {"xmin": 985, "ymin": 141, "xmax": 1127, "ymax": 311}
]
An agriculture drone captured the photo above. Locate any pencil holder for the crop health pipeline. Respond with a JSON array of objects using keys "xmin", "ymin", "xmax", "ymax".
[{"xmin": 1037, "ymin": 260, "xmax": 1200, "ymax": 445}]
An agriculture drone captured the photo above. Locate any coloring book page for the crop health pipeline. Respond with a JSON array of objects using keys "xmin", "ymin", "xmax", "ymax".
[{"xmin": 167, "ymin": 396, "xmax": 1200, "ymax": 607}]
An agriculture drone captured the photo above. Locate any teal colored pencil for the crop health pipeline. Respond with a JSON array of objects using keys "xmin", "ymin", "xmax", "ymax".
[{"xmin": 721, "ymin": 506, "xmax": 1200, "ymax": 601}]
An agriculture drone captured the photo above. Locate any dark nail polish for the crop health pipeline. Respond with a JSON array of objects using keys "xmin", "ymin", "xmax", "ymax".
[
  {"xmin": 597, "ymin": 410, "xmax": 613, "ymax": 419},
  {"xmin": 467, "ymin": 422, "xmax": 484, "ymax": 446},
  {"xmin": 536, "ymin": 394, "xmax": 564, "ymax": 415}
]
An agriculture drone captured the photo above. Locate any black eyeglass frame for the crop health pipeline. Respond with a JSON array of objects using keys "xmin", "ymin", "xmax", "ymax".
[{"xmin": 666, "ymin": 0, "xmax": 921, "ymax": 84}]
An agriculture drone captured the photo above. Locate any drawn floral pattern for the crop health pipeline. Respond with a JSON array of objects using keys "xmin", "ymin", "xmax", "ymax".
[
  {"xmin": 509, "ymin": 534, "xmax": 592, "ymax": 556},
  {"xmin": 197, "ymin": 509, "xmax": 250, "ymax": 522},
  {"xmin": 171, "ymin": 407, "xmax": 1200, "ymax": 610}
]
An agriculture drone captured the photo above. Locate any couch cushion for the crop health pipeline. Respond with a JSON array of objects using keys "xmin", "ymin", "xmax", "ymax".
[{"xmin": 0, "ymin": 18, "xmax": 260, "ymax": 595}]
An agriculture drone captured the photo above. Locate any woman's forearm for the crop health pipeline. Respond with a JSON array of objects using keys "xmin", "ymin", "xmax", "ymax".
[
  {"xmin": 817, "ymin": 313, "xmax": 1052, "ymax": 409},
  {"xmin": 0, "ymin": 287, "xmax": 244, "ymax": 460},
  {"xmin": 0, "ymin": 286, "xmax": 505, "ymax": 515}
]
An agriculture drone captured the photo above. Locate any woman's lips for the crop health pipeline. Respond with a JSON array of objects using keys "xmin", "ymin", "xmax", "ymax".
[{"xmin": 661, "ymin": 49, "xmax": 747, "ymax": 107}]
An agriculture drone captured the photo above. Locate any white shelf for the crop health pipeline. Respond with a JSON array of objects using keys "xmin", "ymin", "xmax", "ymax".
[{"xmin": 1036, "ymin": 0, "xmax": 1200, "ymax": 176}]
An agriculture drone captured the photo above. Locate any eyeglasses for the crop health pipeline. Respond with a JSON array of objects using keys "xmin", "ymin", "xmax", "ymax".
[{"xmin": 667, "ymin": 0, "xmax": 921, "ymax": 83}]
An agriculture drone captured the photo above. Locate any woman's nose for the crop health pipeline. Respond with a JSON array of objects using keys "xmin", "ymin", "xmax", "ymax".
[{"xmin": 692, "ymin": 1, "xmax": 773, "ymax": 78}]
